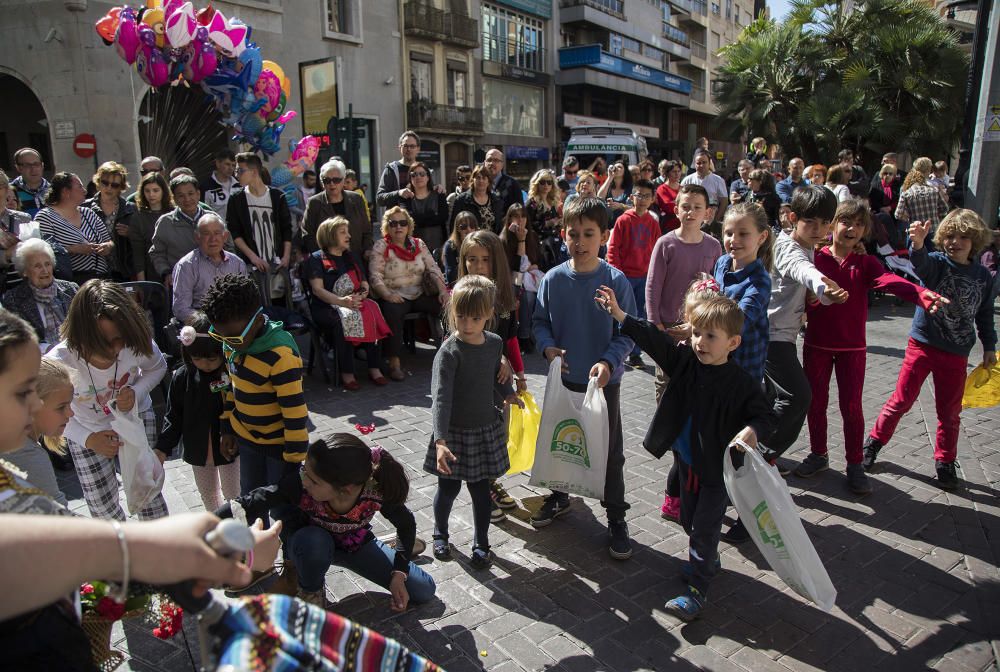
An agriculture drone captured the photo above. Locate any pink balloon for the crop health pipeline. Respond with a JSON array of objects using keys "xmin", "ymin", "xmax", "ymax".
[
  {"xmin": 135, "ymin": 30, "xmax": 170, "ymax": 87},
  {"xmin": 253, "ymin": 70, "xmax": 280, "ymax": 118},
  {"xmin": 115, "ymin": 6, "xmax": 142, "ymax": 65},
  {"xmin": 164, "ymin": 0, "xmax": 196, "ymax": 48},
  {"xmin": 189, "ymin": 28, "xmax": 217, "ymax": 82}
]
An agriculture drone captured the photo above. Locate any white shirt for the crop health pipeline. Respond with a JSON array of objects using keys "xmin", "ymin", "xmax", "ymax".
[
  {"xmin": 681, "ymin": 171, "xmax": 729, "ymax": 204},
  {"xmin": 245, "ymin": 187, "xmax": 277, "ymax": 261}
]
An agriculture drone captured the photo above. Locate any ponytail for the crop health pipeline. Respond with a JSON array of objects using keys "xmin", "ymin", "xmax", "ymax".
[
  {"xmin": 373, "ymin": 450, "xmax": 410, "ymax": 510},
  {"xmin": 306, "ymin": 432, "xmax": 410, "ymax": 510}
]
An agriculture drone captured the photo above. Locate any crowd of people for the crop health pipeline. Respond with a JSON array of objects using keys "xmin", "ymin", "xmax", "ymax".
[{"xmin": 0, "ymin": 130, "xmax": 997, "ymax": 667}]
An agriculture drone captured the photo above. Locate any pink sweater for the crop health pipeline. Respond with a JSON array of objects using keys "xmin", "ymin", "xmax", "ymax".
[{"xmin": 645, "ymin": 231, "xmax": 722, "ymax": 325}]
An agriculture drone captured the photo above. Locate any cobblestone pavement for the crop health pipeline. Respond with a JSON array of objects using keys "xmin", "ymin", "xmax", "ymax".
[{"xmin": 63, "ymin": 300, "xmax": 1000, "ymax": 671}]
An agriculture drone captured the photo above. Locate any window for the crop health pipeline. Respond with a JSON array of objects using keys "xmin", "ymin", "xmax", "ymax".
[
  {"xmin": 482, "ymin": 4, "xmax": 546, "ymax": 71},
  {"xmin": 410, "ymin": 55, "xmax": 433, "ymax": 102},
  {"xmin": 711, "ymin": 31, "xmax": 721, "ymax": 52},
  {"xmin": 711, "ymin": 2, "xmax": 720, "ymax": 15},
  {"xmin": 725, "ymin": 0, "xmax": 732, "ymax": 19},
  {"xmin": 483, "ymin": 79, "xmax": 543, "ymax": 136},
  {"xmin": 324, "ymin": 0, "xmax": 362, "ymax": 43},
  {"xmin": 447, "ymin": 67, "xmax": 466, "ymax": 107},
  {"xmin": 609, "ymin": 33, "xmax": 641, "ymax": 55},
  {"xmin": 609, "ymin": 33, "xmax": 623, "ymax": 56}
]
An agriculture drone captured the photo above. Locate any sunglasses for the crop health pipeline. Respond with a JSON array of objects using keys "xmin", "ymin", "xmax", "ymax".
[
  {"xmin": 388, "ymin": 219, "xmax": 409, "ymax": 228},
  {"xmin": 401, "ymin": 144, "xmax": 419, "ymax": 150},
  {"xmin": 100, "ymin": 179, "xmax": 123, "ymax": 189},
  {"xmin": 538, "ymin": 180, "xmax": 554, "ymax": 186},
  {"xmin": 410, "ymin": 172, "xmax": 428, "ymax": 178},
  {"xmin": 322, "ymin": 176, "xmax": 344, "ymax": 185},
  {"xmin": 565, "ymin": 170, "xmax": 578, "ymax": 176},
  {"xmin": 208, "ymin": 307, "xmax": 262, "ymax": 346}
]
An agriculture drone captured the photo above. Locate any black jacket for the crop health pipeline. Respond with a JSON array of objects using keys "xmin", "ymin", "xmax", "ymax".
[
  {"xmin": 82, "ymin": 196, "xmax": 136, "ymax": 280},
  {"xmin": 226, "ymin": 187, "xmax": 293, "ymax": 261},
  {"xmin": 494, "ymin": 172, "xmax": 524, "ymax": 216},
  {"xmin": 449, "ymin": 190, "xmax": 504, "ymax": 234},
  {"xmin": 401, "ymin": 192, "xmax": 449, "ymax": 244},
  {"xmin": 376, "ymin": 160, "xmax": 409, "ymax": 209},
  {"xmin": 155, "ymin": 364, "xmax": 232, "ymax": 467},
  {"xmin": 622, "ymin": 315, "xmax": 776, "ymax": 485}
]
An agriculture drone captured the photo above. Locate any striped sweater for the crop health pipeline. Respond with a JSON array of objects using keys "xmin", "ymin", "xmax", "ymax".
[{"xmin": 221, "ymin": 321, "xmax": 309, "ymax": 462}]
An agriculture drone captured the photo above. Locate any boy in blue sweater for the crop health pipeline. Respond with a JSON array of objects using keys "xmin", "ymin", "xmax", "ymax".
[{"xmin": 531, "ymin": 196, "xmax": 637, "ymax": 559}]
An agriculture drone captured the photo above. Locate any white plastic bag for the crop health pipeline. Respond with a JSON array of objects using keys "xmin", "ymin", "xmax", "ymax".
[
  {"xmin": 529, "ymin": 357, "xmax": 609, "ymax": 499},
  {"xmin": 110, "ymin": 402, "xmax": 165, "ymax": 515},
  {"xmin": 723, "ymin": 446, "xmax": 837, "ymax": 611}
]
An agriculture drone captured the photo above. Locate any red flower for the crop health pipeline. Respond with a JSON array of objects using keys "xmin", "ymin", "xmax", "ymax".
[
  {"xmin": 355, "ymin": 423, "xmax": 376, "ymax": 435},
  {"xmin": 80, "ymin": 584, "xmax": 95, "ymax": 595},
  {"xmin": 153, "ymin": 603, "xmax": 184, "ymax": 639},
  {"xmin": 96, "ymin": 597, "xmax": 126, "ymax": 621}
]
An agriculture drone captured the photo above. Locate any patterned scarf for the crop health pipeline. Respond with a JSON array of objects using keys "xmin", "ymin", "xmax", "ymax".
[{"xmin": 31, "ymin": 283, "xmax": 66, "ymax": 345}]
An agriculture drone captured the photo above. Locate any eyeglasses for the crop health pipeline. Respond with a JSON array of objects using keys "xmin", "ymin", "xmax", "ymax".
[
  {"xmin": 410, "ymin": 172, "xmax": 428, "ymax": 178},
  {"xmin": 322, "ymin": 176, "xmax": 344, "ymax": 185},
  {"xmin": 208, "ymin": 307, "xmax": 262, "ymax": 346},
  {"xmin": 632, "ymin": 193, "xmax": 652, "ymax": 200},
  {"xmin": 100, "ymin": 179, "xmax": 123, "ymax": 189},
  {"xmin": 388, "ymin": 219, "xmax": 409, "ymax": 228},
  {"xmin": 401, "ymin": 144, "xmax": 419, "ymax": 150}
]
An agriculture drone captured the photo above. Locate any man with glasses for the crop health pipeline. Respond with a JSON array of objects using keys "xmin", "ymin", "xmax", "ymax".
[
  {"xmin": 560, "ymin": 156, "xmax": 580, "ymax": 190},
  {"xmin": 447, "ymin": 164, "xmax": 472, "ymax": 214},
  {"xmin": 227, "ymin": 152, "xmax": 293, "ymax": 280},
  {"xmin": 126, "ymin": 156, "xmax": 167, "ymax": 203},
  {"xmin": 484, "ymin": 148, "xmax": 524, "ymax": 216},
  {"xmin": 377, "ymin": 131, "xmax": 437, "ymax": 208},
  {"xmin": 10, "ymin": 148, "xmax": 50, "ymax": 217},
  {"xmin": 301, "ymin": 158, "xmax": 372, "ymax": 258}
]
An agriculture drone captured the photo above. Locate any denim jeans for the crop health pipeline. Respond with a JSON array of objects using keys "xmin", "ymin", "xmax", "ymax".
[
  {"xmin": 289, "ymin": 525, "xmax": 437, "ymax": 602},
  {"xmin": 238, "ymin": 441, "xmax": 301, "ymax": 495}
]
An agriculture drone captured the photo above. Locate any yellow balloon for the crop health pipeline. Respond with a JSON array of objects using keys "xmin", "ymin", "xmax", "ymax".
[
  {"xmin": 262, "ymin": 60, "xmax": 291, "ymax": 97},
  {"xmin": 146, "ymin": 0, "xmax": 162, "ymax": 7},
  {"xmin": 142, "ymin": 7, "xmax": 166, "ymax": 48}
]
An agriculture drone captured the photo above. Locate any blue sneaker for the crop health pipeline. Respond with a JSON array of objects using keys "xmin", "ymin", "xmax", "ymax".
[
  {"xmin": 665, "ymin": 587, "xmax": 705, "ymax": 622},
  {"xmin": 680, "ymin": 557, "xmax": 721, "ymax": 583}
]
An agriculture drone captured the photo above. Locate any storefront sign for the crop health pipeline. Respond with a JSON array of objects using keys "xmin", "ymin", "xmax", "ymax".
[
  {"xmin": 506, "ymin": 145, "xmax": 550, "ymax": 160},
  {"xmin": 300, "ymin": 58, "xmax": 339, "ymax": 137},
  {"xmin": 558, "ymin": 44, "xmax": 692, "ymax": 95},
  {"xmin": 482, "ymin": 60, "xmax": 550, "ymax": 85},
  {"xmin": 492, "ymin": 0, "xmax": 552, "ymax": 18}
]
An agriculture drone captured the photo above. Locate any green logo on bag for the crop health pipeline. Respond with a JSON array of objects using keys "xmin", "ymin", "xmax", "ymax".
[
  {"xmin": 550, "ymin": 419, "xmax": 590, "ymax": 468},
  {"xmin": 752, "ymin": 501, "xmax": 790, "ymax": 559}
]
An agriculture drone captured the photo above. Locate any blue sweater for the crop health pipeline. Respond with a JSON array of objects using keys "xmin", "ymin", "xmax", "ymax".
[
  {"xmin": 713, "ymin": 255, "xmax": 771, "ymax": 383},
  {"xmin": 909, "ymin": 247, "xmax": 997, "ymax": 357},
  {"xmin": 532, "ymin": 260, "xmax": 636, "ymax": 386}
]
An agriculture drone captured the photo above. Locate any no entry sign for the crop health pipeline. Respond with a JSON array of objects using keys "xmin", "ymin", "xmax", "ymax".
[{"xmin": 73, "ymin": 133, "xmax": 96, "ymax": 159}]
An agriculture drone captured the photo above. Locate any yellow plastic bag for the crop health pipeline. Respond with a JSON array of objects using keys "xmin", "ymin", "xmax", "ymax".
[
  {"xmin": 962, "ymin": 364, "xmax": 1000, "ymax": 409},
  {"xmin": 506, "ymin": 391, "xmax": 540, "ymax": 474}
]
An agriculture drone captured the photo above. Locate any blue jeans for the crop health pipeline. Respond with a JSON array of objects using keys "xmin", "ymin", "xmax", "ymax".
[
  {"xmin": 627, "ymin": 275, "xmax": 647, "ymax": 357},
  {"xmin": 289, "ymin": 526, "xmax": 437, "ymax": 602},
  {"xmin": 238, "ymin": 441, "xmax": 301, "ymax": 495}
]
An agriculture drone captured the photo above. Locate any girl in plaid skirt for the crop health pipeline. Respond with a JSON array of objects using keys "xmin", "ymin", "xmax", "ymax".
[
  {"xmin": 45, "ymin": 280, "xmax": 168, "ymax": 520},
  {"xmin": 425, "ymin": 275, "xmax": 522, "ymax": 569}
]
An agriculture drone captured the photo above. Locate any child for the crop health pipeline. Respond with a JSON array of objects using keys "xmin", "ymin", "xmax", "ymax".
[
  {"xmin": 607, "ymin": 179, "xmax": 662, "ymax": 368},
  {"xmin": 443, "ymin": 211, "xmax": 478, "ymax": 287},
  {"xmin": 218, "ymin": 432, "xmax": 436, "ymax": 608},
  {"xmin": 426, "ymin": 275, "xmax": 520, "ymax": 569},
  {"xmin": 155, "ymin": 313, "xmax": 241, "ymax": 511},
  {"xmin": 3, "ymin": 358, "xmax": 73, "ymax": 505},
  {"xmin": 46, "ymin": 280, "xmax": 169, "ymax": 521},
  {"xmin": 200, "ymin": 273, "xmax": 308, "ymax": 494},
  {"xmin": 864, "ymin": 210, "xmax": 997, "ymax": 489},
  {"xmin": 794, "ymin": 201, "xmax": 947, "ymax": 494},
  {"xmin": 459, "ymin": 229, "xmax": 525, "ymax": 522},
  {"xmin": 778, "ymin": 203, "xmax": 793, "ymax": 234},
  {"xmin": 498, "ymin": 203, "xmax": 543, "ymax": 352},
  {"xmin": 646, "ymin": 185, "xmax": 723, "ymax": 399},
  {"xmin": 595, "ymin": 286, "xmax": 774, "ymax": 621},
  {"xmin": 0, "ymin": 309, "xmax": 44, "ymax": 462},
  {"xmin": 531, "ymin": 196, "xmax": 637, "ymax": 560}
]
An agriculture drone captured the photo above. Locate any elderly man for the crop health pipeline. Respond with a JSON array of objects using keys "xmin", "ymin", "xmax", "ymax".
[
  {"xmin": 171, "ymin": 213, "xmax": 247, "ymax": 321},
  {"xmin": 680, "ymin": 151, "xmax": 729, "ymax": 223},
  {"xmin": 484, "ymin": 148, "xmax": 524, "ymax": 215},
  {"xmin": 10, "ymin": 148, "xmax": 50, "ymax": 217},
  {"xmin": 301, "ymin": 158, "xmax": 372, "ymax": 258},
  {"xmin": 149, "ymin": 175, "xmax": 214, "ymax": 286},
  {"xmin": 775, "ymin": 157, "xmax": 809, "ymax": 203}
]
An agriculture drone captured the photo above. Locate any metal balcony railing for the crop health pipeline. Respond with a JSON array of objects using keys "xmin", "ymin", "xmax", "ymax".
[
  {"xmin": 692, "ymin": 0, "xmax": 707, "ymax": 15},
  {"xmin": 662, "ymin": 23, "xmax": 691, "ymax": 47},
  {"xmin": 691, "ymin": 40, "xmax": 707, "ymax": 59},
  {"xmin": 403, "ymin": 0, "xmax": 478, "ymax": 48},
  {"xmin": 406, "ymin": 100, "xmax": 484, "ymax": 133},
  {"xmin": 558, "ymin": 0, "xmax": 625, "ymax": 21},
  {"xmin": 482, "ymin": 34, "xmax": 547, "ymax": 72}
]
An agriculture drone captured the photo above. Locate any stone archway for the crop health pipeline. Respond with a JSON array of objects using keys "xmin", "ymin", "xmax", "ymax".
[
  {"xmin": 138, "ymin": 85, "xmax": 230, "ymax": 183},
  {"xmin": 0, "ymin": 73, "xmax": 52, "ymax": 176}
]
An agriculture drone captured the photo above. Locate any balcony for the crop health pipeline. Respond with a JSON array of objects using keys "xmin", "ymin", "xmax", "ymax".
[
  {"xmin": 406, "ymin": 100, "xmax": 484, "ymax": 135},
  {"xmin": 666, "ymin": 0, "xmax": 695, "ymax": 13},
  {"xmin": 676, "ymin": 0, "xmax": 708, "ymax": 25},
  {"xmin": 403, "ymin": 0, "xmax": 478, "ymax": 48},
  {"xmin": 558, "ymin": 0, "xmax": 624, "ymax": 21},
  {"xmin": 691, "ymin": 40, "xmax": 707, "ymax": 60},
  {"xmin": 662, "ymin": 23, "xmax": 690, "ymax": 47}
]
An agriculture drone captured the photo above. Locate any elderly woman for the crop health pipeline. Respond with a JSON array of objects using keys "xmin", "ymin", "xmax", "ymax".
[
  {"xmin": 2, "ymin": 238, "xmax": 78, "ymax": 350},
  {"xmin": 305, "ymin": 217, "xmax": 390, "ymax": 391},
  {"xmin": 302, "ymin": 159, "xmax": 372, "ymax": 258},
  {"xmin": 33, "ymin": 172, "xmax": 113, "ymax": 285},
  {"xmin": 449, "ymin": 163, "xmax": 503, "ymax": 234},
  {"xmin": 82, "ymin": 161, "xmax": 135, "ymax": 280},
  {"xmin": 398, "ymin": 161, "xmax": 449, "ymax": 252},
  {"xmin": 0, "ymin": 169, "xmax": 38, "ymax": 293},
  {"xmin": 369, "ymin": 206, "xmax": 447, "ymax": 381}
]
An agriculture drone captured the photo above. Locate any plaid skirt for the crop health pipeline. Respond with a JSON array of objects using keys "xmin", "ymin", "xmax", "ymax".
[{"xmin": 423, "ymin": 415, "xmax": 510, "ymax": 482}]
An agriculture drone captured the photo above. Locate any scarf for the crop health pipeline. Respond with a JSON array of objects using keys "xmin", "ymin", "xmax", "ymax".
[
  {"xmin": 32, "ymin": 283, "xmax": 66, "ymax": 345},
  {"xmin": 382, "ymin": 234, "xmax": 420, "ymax": 261},
  {"xmin": 881, "ymin": 179, "xmax": 894, "ymax": 205}
]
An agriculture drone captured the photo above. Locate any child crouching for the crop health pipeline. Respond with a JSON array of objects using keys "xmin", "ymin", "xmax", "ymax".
[{"xmin": 595, "ymin": 285, "xmax": 775, "ymax": 621}]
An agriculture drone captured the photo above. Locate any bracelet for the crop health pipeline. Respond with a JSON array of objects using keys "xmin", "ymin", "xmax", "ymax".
[{"xmin": 108, "ymin": 521, "xmax": 130, "ymax": 604}]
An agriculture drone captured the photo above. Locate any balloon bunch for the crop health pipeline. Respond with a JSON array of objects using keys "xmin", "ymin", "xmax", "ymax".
[
  {"xmin": 269, "ymin": 136, "xmax": 321, "ymax": 210},
  {"xmin": 96, "ymin": 0, "xmax": 296, "ymax": 157}
]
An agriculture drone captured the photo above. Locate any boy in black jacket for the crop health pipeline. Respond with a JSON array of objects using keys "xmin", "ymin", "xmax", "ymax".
[{"xmin": 595, "ymin": 286, "xmax": 776, "ymax": 621}]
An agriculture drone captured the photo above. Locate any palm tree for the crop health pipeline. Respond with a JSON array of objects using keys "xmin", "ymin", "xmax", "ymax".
[{"xmin": 714, "ymin": 0, "xmax": 968, "ymax": 165}]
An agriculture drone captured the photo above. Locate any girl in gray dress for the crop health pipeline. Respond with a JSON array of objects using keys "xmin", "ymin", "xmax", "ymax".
[{"xmin": 424, "ymin": 275, "xmax": 521, "ymax": 569}]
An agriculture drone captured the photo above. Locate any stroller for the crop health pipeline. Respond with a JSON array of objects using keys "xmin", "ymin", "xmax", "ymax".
[{"xmin": 869, "ymin": 212, "xmax": 922, "ymax": 297}]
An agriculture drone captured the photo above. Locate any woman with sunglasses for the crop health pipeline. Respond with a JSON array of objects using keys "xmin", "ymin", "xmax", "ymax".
[
  {"xmin": 82, "ymin": 162, "xmax": 136, "ymax": 281},
  {"xmin": 449, "ymin": 164, "xmax": 503, "ymax": 235},
  {"xmin": 398, "ymin": 161, "xmax": 449, "ymax": 253},
  {"xmin": 525, "ymin": 170, "xmax": 560, "ymax": 244},
  {"xmin": 369, "ymin": 206, "xmax": 448, "ymax": 381},
  {"xmin": 301, "ymin": 159, "xmax": 372, "ymax": 259}
]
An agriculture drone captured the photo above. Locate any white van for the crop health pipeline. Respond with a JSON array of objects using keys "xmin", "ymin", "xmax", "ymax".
[{"xmin": 565, "ymin": 126, "xmax": 649, "ymax": 170}]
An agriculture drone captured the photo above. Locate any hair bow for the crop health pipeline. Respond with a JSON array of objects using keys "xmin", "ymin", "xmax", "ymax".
[
  {"xmin": 178, "ymin": 325, "xmax": 210, "ymax": 346},
  {"xmin": 692, "ymin": 278, "xmax": 721, "ymax": 294}
]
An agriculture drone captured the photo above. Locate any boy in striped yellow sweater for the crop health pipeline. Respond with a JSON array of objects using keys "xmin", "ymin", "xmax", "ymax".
[{"xmin": 202, "ymin": 273, "xmax": 309, "ymax": 494}]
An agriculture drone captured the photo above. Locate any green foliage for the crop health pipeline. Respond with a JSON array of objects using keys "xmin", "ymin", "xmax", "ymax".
[{"xmin": 713, "ymin": 0, "xmax": 969, "ymax": 165}]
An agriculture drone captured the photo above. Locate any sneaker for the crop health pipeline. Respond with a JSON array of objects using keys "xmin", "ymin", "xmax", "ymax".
[
  {"xmin": 862, "ymin": 436, "xmax": 884, "ymax": 472},
  {"xmin": 793, "ymin": 453, "xmax": 830, "ymax": 478},
  {"xmin": 470, "ymin": 547, "xmax": 495, "ymax": 570},
  {"xmin": 490, "ymin": 499, "xmax": 506, "ymax": 523},
  {"xmin": 608, "ymin": 520, "xmax": 633, "ymax": 560},
  {"xmin": 296, "ymin": 587, "xmax": 329, "ymax": 609},
  {"xmin": 490, "ymin": 480, "xmax": 517, "ymax": 510},
  {"xmin": 846, "ymin": 463, "xmax": 872, "ymax": 495},
  {"xmin": 721, "ymin": 518, "xmax": 750, "ymax": 545},
  {"xmin": 775, "ymin": 462, "xmax": 792, "ymax": 477},
  {"xmin": 664, "ymin": 587, "xmax": 705, "ymax": 622},
  {"xmin": 935, "ymin": 460, "xmax": 959, "ymax": 490},
  {"xmin": 660, "ymin": 494, "xmax": 680, "ymax": 522},
  {"xmin": 432, "ymin": 536, "xmax": 452, "ymax": 560},
  {"xmin": 680, "ymin": 557, "xmax": 722, "ymax": 583},
  {"xmin": 627, "ymin": 354, "xmax": 644, "ymax": 369},
  {"xmin": 530, "ymin": 495, "xmax": 571, "ymax": 528}
]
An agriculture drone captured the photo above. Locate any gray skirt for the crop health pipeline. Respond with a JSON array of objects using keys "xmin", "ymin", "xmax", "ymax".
[{"xmin": 423, "ymin": 416, "xmax": 510, "ymax": 482}]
